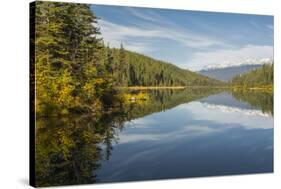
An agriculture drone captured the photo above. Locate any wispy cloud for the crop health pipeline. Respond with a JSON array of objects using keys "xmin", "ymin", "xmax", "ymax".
[
  {"xmin": 97, "ymin": 18, "xmax": 229, "ymax": 54},
  {"xmin": 187, "ymin": 45, "xmax": 273, "ymax": 71},
  {"xmin": 250, "ymin": 20, "xmax": 263, "ymax": 30},
  {"xmin": 96, "ymin": 20, "xmax": 160, "ymax": 52},
  {"xmin": 266, "ymin": 24, "xmax": 273, "ymax": 30},
  {"xmin": 125, "ymin": 7, "xmax": 162, "ymax": 23},
  {"xmin": 118, "ymin": 124, "xmax": 221, "ymax": 144}
]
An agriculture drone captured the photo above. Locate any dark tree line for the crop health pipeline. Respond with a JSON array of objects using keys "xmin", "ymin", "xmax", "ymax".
[
  {"xmin": 103, "ymin": 47, "xmax": 224, "ymax": 87},
  {"xmin": 232, "ymin": 90, "xmax": 273, "ymax": 116},
  {"xmin": 231, "ymin": 64, "xmax": 273, "ymax": 88}
]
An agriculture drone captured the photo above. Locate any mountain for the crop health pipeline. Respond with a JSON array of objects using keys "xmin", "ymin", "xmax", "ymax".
[{"xmin": 198, "ymin": 64, "xmax": 262, "ymax": 81}]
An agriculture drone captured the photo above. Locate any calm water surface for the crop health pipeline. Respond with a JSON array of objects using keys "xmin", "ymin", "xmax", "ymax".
[
  {"xmin": 96, "ymin": 90, "xmax": 273, "ymax": 182},
  {"xmin": 35, "ymin": 89, "xmax": 273, "ymax": 186}
]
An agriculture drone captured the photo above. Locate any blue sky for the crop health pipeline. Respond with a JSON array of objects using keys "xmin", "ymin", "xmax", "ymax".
[{"xmin": 91, "ymin": 5, "xmax": 273, "ymax": 71}]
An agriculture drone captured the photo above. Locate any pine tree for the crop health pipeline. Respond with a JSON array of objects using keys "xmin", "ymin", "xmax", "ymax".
[{"xmin": 119, "ymin": 43, "xmax": 127, "ymax": 85}]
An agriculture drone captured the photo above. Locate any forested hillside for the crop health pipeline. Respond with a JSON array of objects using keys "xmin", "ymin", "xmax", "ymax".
[
  {"xmin": 104, "ymin": 46, "xmax": 223, "ymax": 87},
  {"xmin": 231, "ymin": 64, "xmax": 273, "ymax": 89}
]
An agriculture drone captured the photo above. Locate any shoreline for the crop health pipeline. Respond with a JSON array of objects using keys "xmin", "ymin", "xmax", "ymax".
[
  {"xmin": 231, "ymin": 84, "xmax": 273, "ymax": 92},
  {"xmin": 115, "ymin": 85, "xmax": 273, "ymax": 92},
  {"xmin": 116, "ymin": 86, "xmax": 187, "ymax": 90},
  {"xmin": 115, "ymin": 86, "xmax": 227, "ymax": 90}
]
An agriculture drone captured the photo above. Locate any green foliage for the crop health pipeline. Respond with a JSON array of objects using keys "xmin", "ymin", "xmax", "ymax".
[
  {"xmin": 122, "ymin": 92, "xmax": 149, "ymax": 103},
  {"xmin": 35, "ymin": 110, "xmax": 126, "ymax": 187},
  {"xmin": 231, "ymin": 64, "xmax": 273, "ymax": 88},
  {"xmin": 107, "ymin": 48, "xmax": 224, "ymax": 87},
  {"xmin": 232, "ymin": 90, "xmax": 273, "ymax": 116},
  {"xmin": 34, "ymin": 1, "xmax": 121, "ymax": 114}
]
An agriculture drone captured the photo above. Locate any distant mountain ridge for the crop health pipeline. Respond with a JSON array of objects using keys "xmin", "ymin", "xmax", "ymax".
[{"xmin": 198, "ymin": 64, "xmax": 262, "ymax": 81}]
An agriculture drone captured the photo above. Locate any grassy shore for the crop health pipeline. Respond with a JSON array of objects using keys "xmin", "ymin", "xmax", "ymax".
[
  {"xmin": 116, "ymin": 85, "xmax": 273, "ymax": 92},
  {"xmin": 116, "ymin": 85, "xmax": 231, "ymax": 90},
  {"xmin": 116, "ymin": 86, "xmax": 187, "ymax": 90},
  {"xmin": 231, "ymin": 84, "xmax": 273, "ymax": 93}
]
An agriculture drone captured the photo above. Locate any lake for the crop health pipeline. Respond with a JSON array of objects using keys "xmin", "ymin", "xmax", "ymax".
[{"xmin": 35, "ymin": 89, "xmax": 273, "ymax": 186}]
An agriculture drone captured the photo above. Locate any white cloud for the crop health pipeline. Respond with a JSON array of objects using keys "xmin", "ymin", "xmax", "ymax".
[
  {"xmin": 96, "ymin": 19, "xmax": 228, "ymax": 54},
  {"xmin": 178, "ymin": 102, "xmax": 273, "ymax": 129},
  {"xmin": 202, "ymin": 103, "xmax": 271, "ymax": 118},
  {"xmin": 126, "ymin": 7, "xmax": 161, "ymax": 23},
  {"xmin": 266, "ymin": 24, "xmax": 273, "ymax": 30},
  {"xmin": 123, "ymin": 42, "xmax": 156, "ymax": 53},
  {"xmin": 95, "ymin": 20, "xmax": 160, "ymax": 53},
  {"xmin": 117, "ymin": 124, "xmax": 221, "ymax": 144},
  {"xmin": 188, "ymin": 45, "xmax": 273, "ymax": 71}
]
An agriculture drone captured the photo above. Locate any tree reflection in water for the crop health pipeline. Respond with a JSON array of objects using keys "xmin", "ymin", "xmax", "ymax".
[{"xmin": 35, "ymin": 88, "xmax": 273, "ymax": 186}]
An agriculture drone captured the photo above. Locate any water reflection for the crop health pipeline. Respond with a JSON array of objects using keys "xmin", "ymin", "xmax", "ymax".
[
  {"xmin": 36, "ymin": 89, "xmax": 273, "ymax": 186},
  {"xmin": 35, "ymin": 110, "xmax": 126, "ymax": 186},
  {"xmin": 232, "ymin": 90, "xmax": 273, "ymax": 116}
]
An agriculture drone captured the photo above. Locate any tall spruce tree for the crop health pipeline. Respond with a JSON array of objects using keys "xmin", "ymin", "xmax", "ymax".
[{"xmin": 119, "ymin": 43, "xmax": 127, "ymax": 85}]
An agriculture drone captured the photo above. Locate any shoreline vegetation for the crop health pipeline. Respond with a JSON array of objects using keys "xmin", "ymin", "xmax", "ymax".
[
  {"xmin": 117, "ymin": 86, "xmax": 186, "ymax": 90},
  {"xmin": 118, "ymin": 84, "xmax": 273, "ymax": 104},
  {"xmin": 231, "ymin": 84, "xmax": 273, "ymax": 93},
  {"xmin": 117, "ymin": 85, "xmax": 273, "ymax": 91},
  {"xmin": 230, "ymin": 64, "xmax": 273, "ymax": 93}
]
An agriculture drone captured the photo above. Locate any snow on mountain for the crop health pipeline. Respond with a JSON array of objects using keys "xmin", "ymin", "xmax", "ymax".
[
  {"xmin": 198, "ymin": 58, "xmax": 273, "ymax": 81},
  {"xmin": 203, "ymin": 58, "xmax": 273, "ymax": 70}
]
